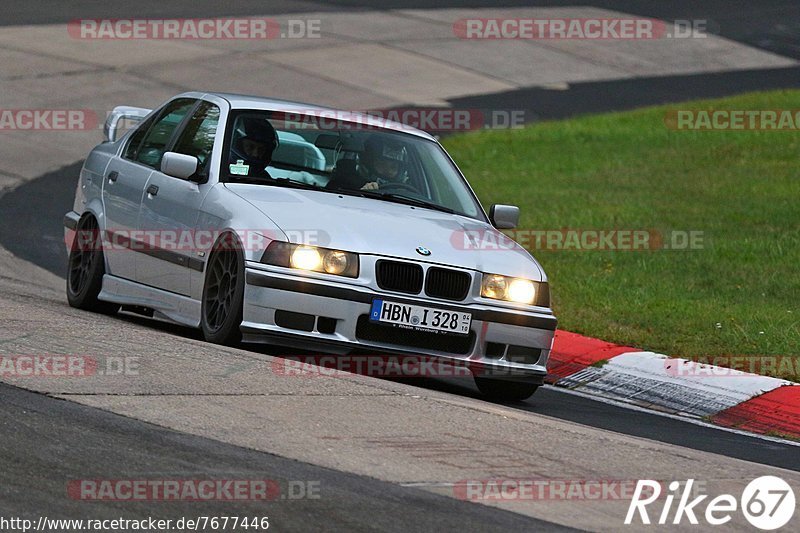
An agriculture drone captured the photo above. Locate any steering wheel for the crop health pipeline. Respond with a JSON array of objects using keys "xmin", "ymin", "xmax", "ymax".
[{"xmin": 379, "ymin": 181, "xmax": 420, "ymax": 195}]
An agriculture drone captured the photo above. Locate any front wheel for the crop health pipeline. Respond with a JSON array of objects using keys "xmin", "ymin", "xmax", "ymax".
[
  {"xmin": 474, "ymin": 377, "xmax": 539, "ymax": 402},
  {"xmin": 66, "ymin": 215, "xmax": 118, "ymax": 314},
  {"xmin": 201, "ymin": 234, "xmax": 244, "ymax": 346}
]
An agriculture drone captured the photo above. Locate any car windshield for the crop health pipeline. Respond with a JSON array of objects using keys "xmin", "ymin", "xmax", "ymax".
[{"xmin": 221, "ymin": 110, "xmax": 485, "ymax": 219}]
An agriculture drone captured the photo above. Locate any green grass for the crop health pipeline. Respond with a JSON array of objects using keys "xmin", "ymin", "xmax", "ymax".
[
  {"xmin": 765, "ymin": 430, "xmax": 800, "ymax": 442},
  {"xmin": 442, "ymin": 90, "xmax": 800, "ymax": 380}
]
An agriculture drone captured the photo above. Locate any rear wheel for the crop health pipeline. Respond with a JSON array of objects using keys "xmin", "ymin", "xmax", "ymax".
[
  {"xmin": 474, "ymin": 377, "xmax": 538, "ymax": 402},
  {"xmin": 66, "ymin": 215, "xmax": 118, "ymax": 314},
  {"xmin": 201, "ymin": 233, "xmax": 244, "ymax": 346}
]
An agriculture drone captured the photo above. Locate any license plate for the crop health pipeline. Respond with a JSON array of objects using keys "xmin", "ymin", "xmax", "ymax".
[{"xmin": 369, "ymin": 299, "xmax": 472, "ymax": 336}]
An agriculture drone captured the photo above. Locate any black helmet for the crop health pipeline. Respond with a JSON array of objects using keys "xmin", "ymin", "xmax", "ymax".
[
  {"xmin": 363, "ymin": 136, "xmax": 406, "ymax": 162},
  {"xmin": 231, "ymin": 117, "xmax": 280, "ymax": 171},
  {"xmin": 362, "ymin": 136, "xmax": 407, "ymax": 178}
]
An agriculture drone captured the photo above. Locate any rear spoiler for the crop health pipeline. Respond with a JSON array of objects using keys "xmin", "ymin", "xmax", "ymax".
[{"xmin": 104, "ymin": 106, "xmax": 152, "ymax": 142}]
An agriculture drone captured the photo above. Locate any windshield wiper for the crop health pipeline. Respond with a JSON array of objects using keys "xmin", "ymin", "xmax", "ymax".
[
  {"xmin": 356, "ymin": 190, "xmax": 456, "ymax": 214},
  {"xmin": 228, "ymin": 176, "xmax": 324, "ymax": 191},
  {"xmin": 230, "ymin": 177, "xmax": 456, "ymax": 214}
]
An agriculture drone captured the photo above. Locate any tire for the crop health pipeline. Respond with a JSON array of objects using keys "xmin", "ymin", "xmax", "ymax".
[
  {"xmin": 201, "ymin": 233, "xmax": 244, "ymax": 346},
  {"xmin": 474, "ymin": 377, "xmax": 539, "ymax": 402},
  {"xmin": 66, "ymin": 215, "xmax": 118, "ymax": 314}
]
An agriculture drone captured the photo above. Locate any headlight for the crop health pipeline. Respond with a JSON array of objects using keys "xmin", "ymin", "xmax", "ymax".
[
  {"xmin": 508, "ymin": 278, "xmax": 536, "ymax": 303},
  {"xmin": 481, "ymin": 274, "xmax": 508, "ymax": 300},
  {"xmin": 322, "ymin": 250, "xmax": 349, "ymax": 275},
  {"xmin": 481, "ymin": 273, "xmax": 549, "ymax": 306},
  {"xmin": 290, "ymin": 246, "xmax": 322, "ymax": 271},
  {"xmin": 261, "ymin": 242, "xmax": 359, "ymax": 278}
]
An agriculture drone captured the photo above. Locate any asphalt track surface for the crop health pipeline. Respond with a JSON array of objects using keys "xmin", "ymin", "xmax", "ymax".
[
  {"xmin": 3, "ymin": 0, "xmax": 800, "ymax": 62},
  {"xmin": 3, "ymin": 1, "xmax": 799, "ymax": 121},
  {"xmin": 0, "ymin": 382, "xmax": 575, "ymax": 532},
  {"xmin": 2, "ymin": 2, "xmax": 800, "ymax": 531}
]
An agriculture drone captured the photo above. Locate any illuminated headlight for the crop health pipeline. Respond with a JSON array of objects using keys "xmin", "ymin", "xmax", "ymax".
[
  {"xmin": 261, "ymin": 242, "xmax": 359, "ymax": 278},
  {"xmin": 481, "ymin": 273, "xmax": 549, "ymax": 306},
  {"xmin": 508, "ymin": 279, "xmax": 536, "ymax": 303},
  {"xmin": 291, "ymin": 246, "xmax": 322, "ymax": 271}
]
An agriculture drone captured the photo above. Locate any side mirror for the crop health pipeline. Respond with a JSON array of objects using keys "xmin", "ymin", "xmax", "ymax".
[
  {"xmin": 161, "ymin": 152, "xmax": 198, "ymax": 180},
  {"xmin": 489, "ymin": 204, "xmax": 520, "ymax": 229},
  {"xmin": 104, "ymin": 106, "xmax": 152, "ymax": 142}
]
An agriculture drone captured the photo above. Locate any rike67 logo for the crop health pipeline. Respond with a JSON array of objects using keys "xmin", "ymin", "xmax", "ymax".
[{"xmin": 626, "ymin": 477, "xmax": 795, "ymax": 530}]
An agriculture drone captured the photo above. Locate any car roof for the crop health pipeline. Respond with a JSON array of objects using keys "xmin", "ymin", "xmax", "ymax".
[{"xmin": 190, "ymin": 91, "xmax": 436, "ymax": 141}]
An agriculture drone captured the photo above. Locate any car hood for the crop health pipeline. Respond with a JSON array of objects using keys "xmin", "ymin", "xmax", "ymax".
[{"xmin": 225, "ymin": 184, "xmax": 545, "ymax": 281}]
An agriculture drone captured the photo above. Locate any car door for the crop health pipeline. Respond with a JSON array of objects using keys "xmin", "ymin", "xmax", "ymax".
[
  {"xmin": 136, "ymin": 100, "xmax": 221, "ymax": 296},
  {"xmin": 102, "ymin": 98, "xmax": 197, "ymax": 283},
  {"xmin": 101, "ymin": 115, "xmax": 157, "ymax": 281}
]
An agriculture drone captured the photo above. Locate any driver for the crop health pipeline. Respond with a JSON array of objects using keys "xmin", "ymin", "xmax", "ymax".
[
  {"xmin": 358, "ymin": 137, "xmax": 409, "ymax": 191},
  {"xmin": 229, "ymin": 118, "xmax": 279, "ymax": 178}
]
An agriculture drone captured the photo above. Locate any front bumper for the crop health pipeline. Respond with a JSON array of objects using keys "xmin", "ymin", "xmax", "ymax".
[
  {"xmin": 63, "ymin": 211, "xmax": 81, "ymax": 251},
  {"xmin": 242, "ymin": 264, "xmax": 556, "ymax": 382}
]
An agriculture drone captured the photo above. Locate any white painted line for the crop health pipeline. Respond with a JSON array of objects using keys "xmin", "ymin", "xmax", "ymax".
[{"xmin": 401, "ymin": 482, "xmax": 456, "ymax": 488}]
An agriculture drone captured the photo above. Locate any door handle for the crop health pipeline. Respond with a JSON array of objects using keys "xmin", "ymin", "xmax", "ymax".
[
  {"xmin": 107, "ymin": 171, "xmax": 119, "ymax": 183},
  {"xmin": 146, "ymin": 184, "xmax": 159, "ymax": 196}
]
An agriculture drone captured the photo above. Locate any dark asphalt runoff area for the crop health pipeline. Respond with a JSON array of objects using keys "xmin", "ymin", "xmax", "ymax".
[{"xmin": 0, "ymin": 382, "xmax": 575, "ymax": 532}]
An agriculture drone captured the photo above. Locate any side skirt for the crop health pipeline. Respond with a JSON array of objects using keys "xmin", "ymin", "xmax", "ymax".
[{"xmin": 98, "ymin": 275, "xmax": 201, "ymax": 328}]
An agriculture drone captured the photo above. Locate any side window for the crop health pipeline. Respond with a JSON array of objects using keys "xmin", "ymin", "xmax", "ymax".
[
  {"xmin": 132, "ymin": 99, "xmax": 196, "ymax": 169},
  {"xmin": 123, "ymin": 116, "xmax": 155, "ymax": 160},
  {"xmin": 172, "ymin": 102, "xmax": 220, "ymax": 176}
]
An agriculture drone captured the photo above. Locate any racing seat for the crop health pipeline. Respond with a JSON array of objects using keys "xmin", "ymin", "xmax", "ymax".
[{"xmin": 326, "ymin": 159, "xmax": 363, "ymax": 190}]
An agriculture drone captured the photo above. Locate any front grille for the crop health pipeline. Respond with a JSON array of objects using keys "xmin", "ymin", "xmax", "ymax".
[
  {"xmin": 375, "ymin": 260, "xmax": 423, "ymax": 294},
  {"xmin": 425, "ymin": 267, "xmax": 471, "ymax": 301},
  {"xmin": 356, "ymin": 315, "xmax": 475, "ymax": 355}
]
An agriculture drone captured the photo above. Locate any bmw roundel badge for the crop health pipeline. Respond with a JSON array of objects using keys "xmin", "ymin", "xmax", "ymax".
[{"xmin": 416, "ymin": 246, "xmax": 431, "ymax": 256}]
